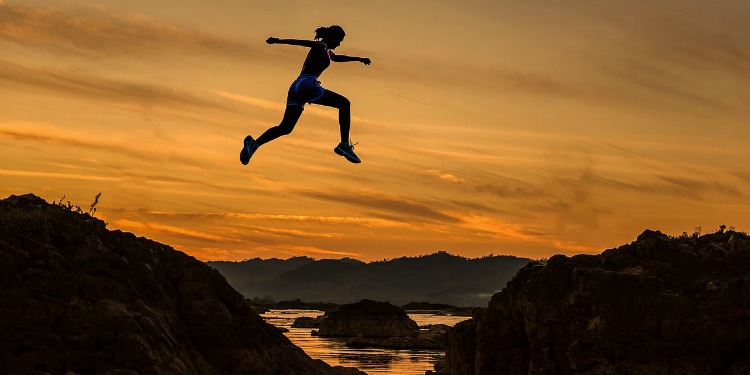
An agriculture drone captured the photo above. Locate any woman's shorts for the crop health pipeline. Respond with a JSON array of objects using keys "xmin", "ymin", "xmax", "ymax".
[{"xmin": 286, "ymin": 74, "xmax": 325, "ymax": 107}]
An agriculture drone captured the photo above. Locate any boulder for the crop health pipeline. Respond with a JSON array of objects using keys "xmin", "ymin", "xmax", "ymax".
[
  {"xmin": 311, "ymin": 299, "xmax": 452, "ymax": 350},
  {"xmin": 315, "ymin": 299, "xmax": 418, "ymax": 338},
  {"xmin": 292, "ymin": 316, "xmax": 324, "ymax": 328}
]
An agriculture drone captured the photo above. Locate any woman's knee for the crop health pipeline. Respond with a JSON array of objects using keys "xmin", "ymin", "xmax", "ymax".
[
  {"xmin": 278, "ymin": 122, "xmax": 295, "ymax": 135},
  {"xmin": 337, "ymin": 96, "xmax": 350, "ymax": 111}
]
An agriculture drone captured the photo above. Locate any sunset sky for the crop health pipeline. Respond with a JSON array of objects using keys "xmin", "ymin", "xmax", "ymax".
[{"xmin": 2, "ymin": 0, "xmax": 749, "ymax": 261}]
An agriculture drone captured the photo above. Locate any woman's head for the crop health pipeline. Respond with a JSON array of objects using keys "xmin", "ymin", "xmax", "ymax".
[{"xmin": 314, "ymin": 25, "xmax": 345, "ymax": 49}]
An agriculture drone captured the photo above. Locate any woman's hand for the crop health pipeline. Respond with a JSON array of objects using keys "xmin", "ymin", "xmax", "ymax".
[
  {"xmin": 266, "ymin": 37, "xmax": 279, "ymax": 44},
  {"xmin": 360, "ymin": 58, "xmax": 371, "ymax": 65}
]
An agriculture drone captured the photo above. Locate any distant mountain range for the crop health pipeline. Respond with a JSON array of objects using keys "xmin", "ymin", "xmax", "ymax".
[{"xmin": 208, "ymin": 251, "xmax": 533, "ymax": 307}]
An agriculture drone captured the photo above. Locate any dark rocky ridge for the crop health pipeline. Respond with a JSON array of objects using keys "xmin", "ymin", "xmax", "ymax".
[
  {"xmin": 0, "ymin": 194, "xmax": 363, "ymax": 375},
  {"xmin": 442, "ymin": 229, "xmax": 750, "ymax": 375}
]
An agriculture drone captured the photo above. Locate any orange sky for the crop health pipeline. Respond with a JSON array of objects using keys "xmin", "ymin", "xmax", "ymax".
[{"xmin": 2, "ymin": 0, "xmax": 749, "ymax": 261}]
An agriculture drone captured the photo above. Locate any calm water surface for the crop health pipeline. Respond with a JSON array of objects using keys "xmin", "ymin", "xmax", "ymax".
[{"xmin": 262, "ymin": 309, "xmax": 471, "ymax": 375}]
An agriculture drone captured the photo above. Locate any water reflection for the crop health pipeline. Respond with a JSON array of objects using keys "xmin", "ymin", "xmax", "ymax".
[{"xmin": 262, "ymin": 309, "xmax": 470, "ymax": 375}]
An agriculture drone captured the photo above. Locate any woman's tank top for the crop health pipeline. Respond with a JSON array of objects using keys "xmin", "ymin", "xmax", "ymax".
[{"xmin": 300, "ymin": 46, "xmax": 331, "ymax": 77}]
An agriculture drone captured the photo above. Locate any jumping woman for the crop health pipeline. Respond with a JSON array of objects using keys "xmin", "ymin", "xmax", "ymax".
[{"xmin": 240, "ymin": 25, "xmax": 371, "ymax": 166}]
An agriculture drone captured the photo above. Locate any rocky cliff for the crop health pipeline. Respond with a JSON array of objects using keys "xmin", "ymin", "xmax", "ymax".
[
  {"xmin": 0, "ymin": 194, "xmax": 363, "ymax": 375},
  {"xmin": 444, "ymin": 229, "xmax": 750, "ymax": 375}
]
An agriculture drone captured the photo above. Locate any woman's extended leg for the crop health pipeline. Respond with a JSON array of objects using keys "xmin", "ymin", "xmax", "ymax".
[
  {"xmin": 256, "ymin": 105, "xmax": 304, "ymax": 146},
  {"xmin": 240, "ymin": 105, "xmax": 303, "ymax": 165},
  {"xmin": 312, "ymin": 90, "xmax": 360, "ymax": 164}
]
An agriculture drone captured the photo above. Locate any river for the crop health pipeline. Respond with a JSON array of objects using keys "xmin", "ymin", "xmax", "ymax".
[{"xmin": 261, "ymin": 309, "xmax": 471, "ymax": 375}]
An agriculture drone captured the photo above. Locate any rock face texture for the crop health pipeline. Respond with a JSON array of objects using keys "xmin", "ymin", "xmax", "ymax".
[
  {"xmin": 314, "ymin": 299, "xmax": 419, "ymax": 338},
  {"xmin": 346, "ymin": 324, "xmax": 450, "ymax": 350},
  {"xmin": 0, "ymin": 194, "xmax": 363, "ymax": 375},
  {"xmin": 292, "ymin": 316, "xmax": 324, "ymax": 329},
  {"xmin": 444, "ymin": 229, "xmax": 750, "ymax": 375}
]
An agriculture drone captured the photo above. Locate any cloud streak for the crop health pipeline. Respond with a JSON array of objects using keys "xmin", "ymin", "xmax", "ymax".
[
  {"xmin": 297, "ymin": 190, "xmax": 462, "ymax": 224},
  {"xmin": 579, "ymin": 1, "xmax": 750, "ymax": 111},
  {"xmin": 0, "ymin": 60, "xmax": 231, "ymax": 111},
  {"xmin": 115, "ymin": 219, "xmax": 226, "ymax": 242},
  {"xmin": 426, "ymin": 169, "xmax": 465, "ymax": 184},
  {"xmin": 581, "ymin": 173, "xmax": 744, "ymax": 200},
  {"xmin": 0, "ymin": 126, "xmax": 207, "ymax": 167},
  {"xmin": 0, "ymin": 168, "xmax": 120, "ymax": 182},
  {"xmin": 0, "ymin": 4, "xmax": 272, "ymax": 61},
  {"xmin": 146, "ymin": 211, "xmax": 405, "ymax": 228}
]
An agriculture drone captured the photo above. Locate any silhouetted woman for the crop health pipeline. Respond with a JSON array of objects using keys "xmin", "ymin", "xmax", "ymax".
[{"xmin": 240, "ymin": 25, "xmax": 371, "ymax": 165}]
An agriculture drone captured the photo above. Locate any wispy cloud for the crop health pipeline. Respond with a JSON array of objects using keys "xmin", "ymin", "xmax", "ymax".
[
  {"xmin": 426, "ymin": 169, "xmax": 465, "ymax": 184},
  {"xmin": 732, "ymin": 171, "xmax": 750, "ymax": 184},
  {"xmin": 0, "ymin": 125, "xmax": 209, "ymax": 168},
  {"xmin": 216, "ymin": 91, "xmax": 285, "ymax": 112},
  {"xmin": 0, "ymin": 4, "xmax": 272, "ymax": 61},
  {"xmin": 607, "ymin": 2, "xmax": 750, "ymax": 75},
  {"xmin": 115, "ymin": 219, "xmax": 227, "ymax": 242},
  {"xmin": 437, "ymin": 199, "xmax": 508, "ymax": 215},
  {"xmin": 238, "ymin": 225, "xmax": 344, "ymax": 240},
  {"xmin": 0, "ymin": 60, "xmax": 231, "ymax": 111},
  {"xmin": 146, "ymin": 211, "xmax": 405, "ymax": 228},
  {"xmin": 476, "ymin": 182, "xmax": 545, "ymax": 199},
  {"xmin": 581, "ymin": 173, "xmax": 744, "ymax": 200},
  {"xmin": 453, "ymin": 213, "xmax": 548, "ymax": 242},
  {"xmin": 297, "ymin": 189, "xmax": 461, "ymax": 224},
  {"xmin": 578, "ymin": 1, "xmax": 750, "ymax": 111},
  {"xmin": 0, "ymin": 168, "xmax": 120, "ymax": 182},
  {"xmin": 373, "ymin": 56, "xmax": 585, "ymax": 101}
]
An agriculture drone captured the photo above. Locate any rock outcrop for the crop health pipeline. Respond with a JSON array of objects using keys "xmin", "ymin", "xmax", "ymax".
[
  {"xmin": 311, "ymin": 299, "xmax": 449, "ymax": 349},
  {"xmin": 292, "ymin": 316, "xmax": 324, "ymax": 328},
  {"xmin": 0, "ymin": 194, "xmax": 364, "ymax": 375},
  {"xmin": 443, "ymin": 229, "xmax": 750, "ymax": 375},
  {"xmin": 347, "ymin": 324, "xmax": 451, "ymax": 350},
  {"xmin": 314, "ymin": 299, "xmax": 418, "ymax": 338}
]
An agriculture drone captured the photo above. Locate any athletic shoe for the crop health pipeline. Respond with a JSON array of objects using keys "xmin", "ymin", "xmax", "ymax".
[
  {"xmin": 240, "ymin": 135, "xmax": 258, "ymax": 165},
  {"xmin": 334, "ymin": 140, "xmax": 361, "ymax": 164}
]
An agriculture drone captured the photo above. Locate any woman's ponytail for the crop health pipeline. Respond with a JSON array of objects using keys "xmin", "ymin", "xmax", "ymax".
[{"xmin": 314, "ymin": 25, "xmax": 345, "ymax": 41}]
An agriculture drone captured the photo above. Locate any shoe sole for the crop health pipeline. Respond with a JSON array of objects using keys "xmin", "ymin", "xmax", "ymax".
[
  {"xmin": 334, "ymin": 147, "xmax": 361, "ymax": 164},
  {"xmin": 240, "ymin": 136, "xmax": 255, "ymax": 165}
]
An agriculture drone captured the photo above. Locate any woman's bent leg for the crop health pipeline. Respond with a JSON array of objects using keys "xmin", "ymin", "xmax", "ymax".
[
  {"xmin": 312, "ymin": 90, "xmax": 360, "ymax": 163},
  {"xmin": 312, "ymin": 90, "xmax": 350, "ymax": 144}
]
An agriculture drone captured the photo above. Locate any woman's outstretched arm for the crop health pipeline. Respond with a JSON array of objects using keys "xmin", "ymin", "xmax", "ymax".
[
  {"xmin": 266, "ymin": 37, "xmax": 325, "ymax": 48},
  {"xmin": 330, "ymin": 52, "xmax": 371, "ymax": 65}
]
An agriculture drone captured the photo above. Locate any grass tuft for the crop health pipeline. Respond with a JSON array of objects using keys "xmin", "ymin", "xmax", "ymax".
[{"xmin": 0, "ymin": 193, "xmax": 106, "ymax": 245}]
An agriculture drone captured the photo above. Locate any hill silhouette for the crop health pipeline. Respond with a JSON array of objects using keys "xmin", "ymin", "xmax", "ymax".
[
  {"xmin": 208, "ymin": 251, "xmax": 532, "ymax": 306},
  {"xmin": 0, "ymin": 194, "xmax": 362, "ymax": 375},
  {"xmin": 209, "ymin": 256, "xmax": 315, "ymax": 297}
]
